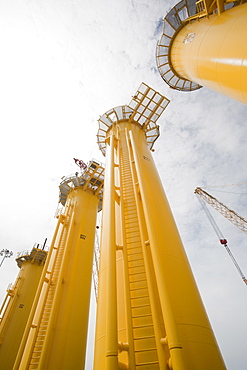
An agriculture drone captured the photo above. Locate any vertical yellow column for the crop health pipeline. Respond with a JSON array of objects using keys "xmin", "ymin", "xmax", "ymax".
[
  {"xmin": 95, "ymin": 84, "xmax": 225, "ymax": 369},
  {"xmin": 169, "ymin": 3, "xmax": 247, "ymax": 104},
  {"xmin": 94, "ymin": 133, "xmax": 119, "ymax": 370},
  {"xmin": 129, "ymin": 125, "xmax": 226, "ymax": 369},
  {"xmin": 37, "ymin": 188, "xmax": 98, "ymax": 369},
  {"xmin": 13, "ymin": 161, "xmax": 104, "ymax": 370},
  {"xmin": 125, "ymin": 126, "xmax": 169, "ymax": 369},
  {"xmin": 0, "ymin": 249, "xmax": 46, "ymax": 370},
  {"xmin": 12, "ymin": 216, "xmax": 63, "ymax": 370}
]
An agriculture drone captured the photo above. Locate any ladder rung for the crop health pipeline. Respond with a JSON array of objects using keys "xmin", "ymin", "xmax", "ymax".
[
  {"xmin": 126, "ymin": 228, "xmax": 140, "ymax": 235},
  {"xmin": 127, "ymin": 243, "xmax": 142, "ymax": 248},
  {"xmin": 130, "ymin": 277, "xmax": 147, "ymax": 283},
  {"xmin": 124, "ymin": 203, "xmax": 136, "ymax": 208},
  {"xmin": 127, "ymin": 240, "xmax": 141, "ymax": 245},
  {"xmin": 126, "ymin": 237, "xmax": 140, "ymax": 243},
  {"xmin": 127, "ymin": 241, "xmax": 142, "ymax": 246},
  {"xmin": 125, "ymin": 211, "xmax": 138, "ymax": 217},
  {"xmin": 130, "ymin": 286, "xmax": 148, "ymax": 292},
  {"xmin": 128, "ymin": 257, "xmax": 144, "ymax": 263},
  {"xmin": 127, "ymin": 247, "xmax": 142, "ymax": 253},
  {"xmin": 125, "ymin": 219, "xmax": 138, "ymax": 224},
  {"xmin": 129, "ymin": 263, "xmax": 145, "ymax": 269},
  {"xmin": 123, "ymin": 194, "xmax": 135, "ymax": 198},
  {"xmin": 127, "ymin": 251, "xmax": 143, "ymax": 258},
  {"xmin": 129, "ymin": 270, "xmax": 146, "ymax": 276},
  {"xmin": 123, "ymin": 194, "xmax": 135, "ymax": 199},
  {"xmin": 125, "ymin": 218, "xmax": 138, "ymax": 224},
  {"xmin": 131, "ymin": 303, "xmax": 150, "ymax": 309},
  {"xmin": 136, "ymin": 361, "xmax": 159, "ymax": 366},
  {"xmin": 134, "ymin": 335, "xmax": 155, "ymax": 340},
  {"xmin": 129, "ymin": 269, "xmax": 145, "ymax": 276},
  {"xmin": 132, "ymin": 313, "xmax": 151, "ymax": 319},
  {"xmin": 122, "ymin": 189, "xmax": 134, "ymax": 194},
  {"xmin": 135, "ymin": 347, "xmax": 157, "ymax": 353},
  {"xmin": 124, "ymin": 199, "xmax": 135, "ymax": 205},
  {"xmin": 133, "ymin": 323, "xmax": 153, "ymax": 329}
]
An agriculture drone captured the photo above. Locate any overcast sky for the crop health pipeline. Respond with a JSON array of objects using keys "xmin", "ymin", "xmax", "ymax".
[{"xmin": 0, "ymin": 1, "xmax": 246, "ymax": 369}]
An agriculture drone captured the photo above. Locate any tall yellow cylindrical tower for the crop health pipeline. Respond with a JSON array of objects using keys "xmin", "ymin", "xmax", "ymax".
[
  {"xmin": 94, "ymin": 83, "xmax": 226, "ymax": 369},
  {"xmin": 156, "ymin": 0, "xmax": 247, "ymax": 105},
  {"xmin": 13, "ymin": 160, "xmax": 104, "ymax": 370},
  {"xmin": 0, "ymin": 246, "xmax": 47, "ymax": 370}
]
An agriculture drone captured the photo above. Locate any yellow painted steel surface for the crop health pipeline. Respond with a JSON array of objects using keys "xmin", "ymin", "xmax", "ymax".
[
  {"xmin": 0, "ymin": 250, "xmax": 46, "ymax": 370},
  {"xmin": 94, "ymin": 133, "xmax": 119, "ymax": 370},
  {"xmin": 94, "ymin": 119, "xmax": 226, "ymax": 369},
  {"xmin": 14, "ymin": 188, "xmax": 98, "ymax": 370},
  {"xmin": 170, "ymin": 3, "xmax": 247, "ymax": 104}
]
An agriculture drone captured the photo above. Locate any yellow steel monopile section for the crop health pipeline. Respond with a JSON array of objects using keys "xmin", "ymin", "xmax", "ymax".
[
  {"xmin": 156, "ymin": 0, "xmax": 247, "ymax": 104},
  {"xmin": 94, "ymin": 83, "xmax": 226, "ymax": 370},
  {"xmin": 0, "ymin": 247, "xmax": 47, "ymax": 370},
  {"xmin": 13, "ymin": 160, "xmax": 104, "ymax": 370}
]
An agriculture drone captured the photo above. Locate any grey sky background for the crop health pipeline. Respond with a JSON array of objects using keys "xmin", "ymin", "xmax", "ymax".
[{"xmin": 0, "ymin": 1, "xmax": 246, "ymax": 369}]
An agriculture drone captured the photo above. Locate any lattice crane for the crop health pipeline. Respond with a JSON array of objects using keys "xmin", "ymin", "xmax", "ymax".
[
  {"xmin": 195, "ymin": 187, "xmax": 247, "ymax": 285},
  {"xmin": 195, "ymin": 187, "xmax": 247, "ymax": 235}
]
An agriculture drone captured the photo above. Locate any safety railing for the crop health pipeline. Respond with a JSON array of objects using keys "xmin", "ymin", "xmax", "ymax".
[{"xmin": 156, "ymin": 0, "xmax": 202, "ymax": 91}]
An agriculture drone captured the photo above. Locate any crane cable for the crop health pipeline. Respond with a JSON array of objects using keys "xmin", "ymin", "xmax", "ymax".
[
  {"xmin": 93, "ymin": 211, "xmax": 102, "ymax": 301},
  {"xmin": 196, "ymin": 194, "xmax": 247, "ymax": 285}
]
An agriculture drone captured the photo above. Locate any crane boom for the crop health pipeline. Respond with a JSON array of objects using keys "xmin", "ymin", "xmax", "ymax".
[
  {"xmin": 195, "ymin": 187, "xmax": 247, "ymax": 285},
  {"xmin": 195, "ymin": 187, "xmax": 247, "ymax": 235}
]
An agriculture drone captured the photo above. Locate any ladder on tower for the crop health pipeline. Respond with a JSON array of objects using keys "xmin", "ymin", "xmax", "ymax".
[
  {"xmin": 15, "ymin": 215, "xmax": 70, "ymax": 370},
  {"xmin": 119, "ymin": 131, "xmax": 160, "ymax": 369},
  {"xmin": 29, "ymin": 223, "xmax": 69, "ymax": 369},
  {"xmin": 0, "ymin": 283, "xmax": 17, "ymax": 342}
]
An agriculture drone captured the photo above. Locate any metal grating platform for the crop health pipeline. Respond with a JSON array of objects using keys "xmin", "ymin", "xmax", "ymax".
[
  {"xmin": 97, "ymin": 82, "xmax": 170, "ymax": 156},
  {"xmin": 58, "ymin": 159, "xmax": 104, "ymax": 211}
]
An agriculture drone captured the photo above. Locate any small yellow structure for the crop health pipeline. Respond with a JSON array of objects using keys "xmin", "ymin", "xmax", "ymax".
[
  {"xmin": 0, "ymin": 246, "xmax": 47, "ymax": 370},
  {"xmin": 94, "ymin": 83, "xmax": 226, "ymax": 369},
  {"xmin": 156, "ymin": 0, "xmax": 247, "ymax": 104},
  {"xmin": 13, "ymin": 160, "xmax": 104, "ymax": 370}
]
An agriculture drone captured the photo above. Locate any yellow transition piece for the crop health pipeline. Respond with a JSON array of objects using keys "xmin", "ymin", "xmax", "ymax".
[
  {"xmin": 170, "ymin": 3, "xmax": 247, "ymax": 104},
  {"xmin": 94, "ymin": 84, "xmax": 226, "ymax": 370},
  {"xmin": 0, "ymin": 248, "xmax": 47, "ymax": 370}
]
